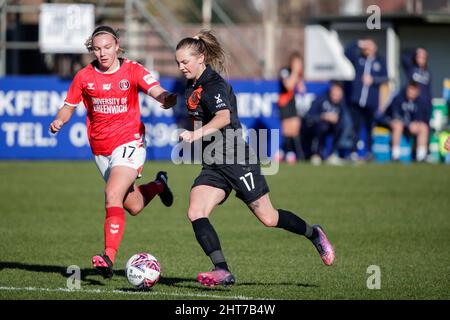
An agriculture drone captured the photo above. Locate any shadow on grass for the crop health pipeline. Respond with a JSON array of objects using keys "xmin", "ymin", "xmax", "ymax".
[
  {"xmin": 0, "ymin": 262, "xmax": 195, "ymax": 287},
  {"xmin": 1, "ymin": 261, "xmax": 108, "ymax": 286},
  {"xmin": 239, "ymin": 281, "xmax": 318, "ymax": 288},
  {"xmin": 174, "ymin": 281, "xmax": 319, "ymax": 292},
  {"xmin": 1, "ymin": 262, "xmax": 317, "ymax": 291}
]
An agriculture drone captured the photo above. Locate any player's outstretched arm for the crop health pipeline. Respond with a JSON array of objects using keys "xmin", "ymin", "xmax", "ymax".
[
  {"xmin": 49, "ymin": 105, "xmax": 76, "ymax": 134},
  {"xmin": 148, "ymin": 86, "xmax": 177, "ymax": 109}
]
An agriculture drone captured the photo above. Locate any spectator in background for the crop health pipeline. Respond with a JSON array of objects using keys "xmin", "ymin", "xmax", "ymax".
[
  {"xmin": 275, "ymin": 52, "xmax": 305, "ymax": 164},
  {"xmin": 305, "ymin": 81, "xmax": 346, "ymax": 165},
  {"xmin": 345, "ymin": 38, "xmax": 388, "ymax": 161},
  {"xmin": 401, "ymin": 47, "xmax": 432, "ymax": 124},
  {"xmin": 385, "ymin": 81, "xmax": 429, "ymax": 162}
]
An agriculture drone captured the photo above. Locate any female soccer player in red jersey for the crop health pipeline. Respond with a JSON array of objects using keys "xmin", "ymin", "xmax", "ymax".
[
  {"xmin": 49, "ymin": 25, "xmax": 176, "ymax": 279},
  {"xmin": 174, "ymin": 30, "xmax": 335, "ymax": 288}
]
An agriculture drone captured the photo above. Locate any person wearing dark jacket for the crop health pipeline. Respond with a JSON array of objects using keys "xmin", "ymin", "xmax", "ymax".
[
  {"xmin": 385, "ymin": 81, "xmax": 429, "ymax": 161},
  {"xmin": 345, "ymin": 38, "xmax": 388, "ymax": 161},
  {"xmin": 306, "ymin": 81, "xmax": 345, "ymax": 165},
  {"xmin": 401, "ymin": 48, "xmax": 432, "ymax": 123}
]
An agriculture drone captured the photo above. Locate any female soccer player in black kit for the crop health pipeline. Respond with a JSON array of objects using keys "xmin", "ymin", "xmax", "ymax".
[{"xmin": 175, "ymin": 30, "xmax": 335, "ymax": 287}]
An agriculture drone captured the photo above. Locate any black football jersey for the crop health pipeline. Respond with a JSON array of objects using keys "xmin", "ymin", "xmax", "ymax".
[{"xmin": 184, "ymin": 65, "xmax": 256, "ymax": 167}]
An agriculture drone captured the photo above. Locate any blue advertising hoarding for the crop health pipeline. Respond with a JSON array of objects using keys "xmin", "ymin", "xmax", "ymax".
[{"xmin": 0, "ymin": 76, "xmax": 329, "ymax": 160}]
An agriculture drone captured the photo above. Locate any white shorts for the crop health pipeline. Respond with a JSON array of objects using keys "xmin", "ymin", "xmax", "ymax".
[{"xmin": 94, "ymin": 137, "xmax": 147, "ymax": 182}]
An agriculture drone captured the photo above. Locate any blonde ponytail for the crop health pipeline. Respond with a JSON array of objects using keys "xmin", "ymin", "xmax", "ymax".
[{"xmin": 176, "ymin": 30, "xmax": 227, "ymax": 75}]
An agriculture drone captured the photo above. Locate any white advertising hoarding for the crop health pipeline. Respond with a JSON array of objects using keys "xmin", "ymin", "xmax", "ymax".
[{"xmin": 39, "ymin": 4, "xmax": 94, "ymax": 54}]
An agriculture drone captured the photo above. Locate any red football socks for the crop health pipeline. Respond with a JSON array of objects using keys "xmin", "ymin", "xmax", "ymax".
[
  {"xmin": 104, "ymin": 206, "xmax": 125, "ymax": 264},
  {"xmin": 138, "ymin": 181, "xmax": 164, "ymax": 206}
]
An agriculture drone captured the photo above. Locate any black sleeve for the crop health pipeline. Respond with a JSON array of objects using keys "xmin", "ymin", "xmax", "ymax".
[
  {"xmin": 401, "ymin": 50, "xmax": 415, "ymax": 74},
  {"xmin": 373, "ymin": 57, "xmax": 388, "ymax": 84},
  {"xmin": 202, "ymin": 81, "xmax": 232, "ymax": 115},
  {"xmin": 304, "ymin": 96, "xmax": 323, "ymax": 124},
  {"xmin": 415, "ymin": 97, "xmax": 430, "ymax": 123},
  {"xmin": 344, "ymin": 41, "xmax": 359, "ymax": 64}
]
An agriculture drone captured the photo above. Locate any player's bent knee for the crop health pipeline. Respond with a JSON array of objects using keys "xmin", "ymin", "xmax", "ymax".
[
  {"xmin": 260, "ymin": 215, "xmax": 278, "ymax": 227},
  {"xmin": 253, "ymin": 208, "xmax": 278, "ymax": 227},
  {"xmin": 187, "ymin": 208, "xmax": 208, "ymax": 222},
  {"xmin": 125, "ymin": 204, "xmax": 143, "ymax": 216}
]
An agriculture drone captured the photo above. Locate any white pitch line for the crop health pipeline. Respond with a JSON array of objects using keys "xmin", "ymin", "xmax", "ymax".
[{"xmin": 0, "ymin": 286, "xmax": 266, "ymax": 300}]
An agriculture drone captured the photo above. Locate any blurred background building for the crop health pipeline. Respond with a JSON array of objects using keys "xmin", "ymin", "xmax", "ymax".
[{"xmin": 2, "ymin": 0, "xmax": 450, "ymax": 90}]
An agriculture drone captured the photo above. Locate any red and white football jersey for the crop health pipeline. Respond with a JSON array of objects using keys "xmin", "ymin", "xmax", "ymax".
[{"xmin": 64, "ymin": 58, "xmax": 160, "ymax": 155}]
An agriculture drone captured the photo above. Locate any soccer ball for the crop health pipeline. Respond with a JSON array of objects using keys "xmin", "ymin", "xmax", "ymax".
[{"xmin": 125, "ymin": 252, "xmax": 161, "ymax": 289}]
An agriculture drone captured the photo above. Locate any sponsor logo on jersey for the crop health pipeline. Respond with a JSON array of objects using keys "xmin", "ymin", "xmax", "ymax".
[
  {"xmin": 119, "ymin": 79, "xmax": 130, "ymax": 91},
  {"xmin": 103, "ymin": 83, "xmax": 111, "ymax": 90},
  {"xmin": 92, "ymin": 97, "xmax": 128, "ymax": 114},
  {"xmin": 187, "ymin": 86, "xmax": 203, "ymax": 110},
  {"xmin": 215, "ymin": 93, "xmax": 226, "ymax": 109},
  {"xmin": 215, "ymin": 94, "xmax": 223, "ymax": 104}
]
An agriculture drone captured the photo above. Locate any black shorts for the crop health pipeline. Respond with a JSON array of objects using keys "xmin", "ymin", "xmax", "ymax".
[
  {"xmin": 192, "ymin": 164, "xmax": 270, "ymax": 205},
  {"xmin": 278, "ymin": 101, "xmax": 299, "ymax": 120}
]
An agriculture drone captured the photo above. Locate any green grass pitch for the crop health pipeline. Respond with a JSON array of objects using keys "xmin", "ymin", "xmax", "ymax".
[{"xmin": 0, "ymin": 161, "xmax": 449, "ymax": 300}]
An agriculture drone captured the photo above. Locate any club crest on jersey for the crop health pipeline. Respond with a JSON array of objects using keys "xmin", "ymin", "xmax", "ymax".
[
  {"xmin": 119, "ymin": 79, "xmax": 130, "ymax": 91},
  {"xmin": 188, "ymin": 86, "xmax": 203, "ymax": 110}
]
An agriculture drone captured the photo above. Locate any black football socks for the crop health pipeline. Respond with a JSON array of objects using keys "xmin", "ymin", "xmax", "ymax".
[
  {"xmin": 192, "ymin": 217, "xmax": 229, "ymax": 271},
  {"xmin": 276, "ymin": 209, "xmax": 318, "ymax": 240}
]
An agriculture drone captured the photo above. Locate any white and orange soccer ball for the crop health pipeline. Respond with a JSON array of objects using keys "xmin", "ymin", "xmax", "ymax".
[{"xmin": 125, "ymin": 252, "xmax": 161, "ymax": 289}]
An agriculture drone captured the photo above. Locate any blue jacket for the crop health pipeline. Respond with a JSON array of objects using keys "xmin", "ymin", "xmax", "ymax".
[
  {"xmin": 345, "ymin": 41, "xmax": 388, "ymax": 110},
  {"xmin": 385, "ymin": 89, "xmax": 429, "ymax": 124},
  {"xmin": 306, "ymin": 94, "xmax": 345, "ymax": 124},
  {"xmin": 401, "ymin": 50, "xmax": 432, "ymax": 120}
]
